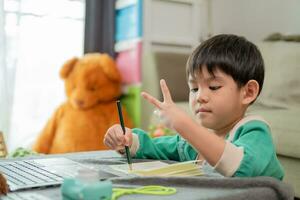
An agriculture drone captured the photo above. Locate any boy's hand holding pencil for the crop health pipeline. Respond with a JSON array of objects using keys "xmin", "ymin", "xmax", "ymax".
[
  {"xmin": 104, "ymin": 124, "xmax": 133, "ymax": 151},
  {"xmin": 104, "ymin": 100, "xmax": 133, "ymax": 170}
]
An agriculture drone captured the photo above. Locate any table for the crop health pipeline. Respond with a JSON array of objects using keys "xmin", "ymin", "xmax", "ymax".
[{"xmin": 0, "ymin": 150, "xmax": 294, "ymax": 200}]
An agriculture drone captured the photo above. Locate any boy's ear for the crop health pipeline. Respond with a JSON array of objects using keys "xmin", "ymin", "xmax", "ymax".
[{"xmin": 242, "ymin": 80, "xmax": 260, "ymax": 105}]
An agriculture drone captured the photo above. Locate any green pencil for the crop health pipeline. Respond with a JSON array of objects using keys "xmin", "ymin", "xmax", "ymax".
[{"xmin": 116, "ymin": 100, "xmax": 132, "ymax": 171}]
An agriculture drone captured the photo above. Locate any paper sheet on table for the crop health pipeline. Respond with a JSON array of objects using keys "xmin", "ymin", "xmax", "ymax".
[{"xmin": 110, "ymin": 160, "xmax": 203, "ymax": 177}]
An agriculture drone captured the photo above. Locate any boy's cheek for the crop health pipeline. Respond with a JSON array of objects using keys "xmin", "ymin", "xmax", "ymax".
[{"xmin": 189, "ymin": 94, "xmax": 196, "ymax": 112}]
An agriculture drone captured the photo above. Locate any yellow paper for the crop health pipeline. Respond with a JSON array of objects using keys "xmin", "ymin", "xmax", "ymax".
[{"xmin": 110, "ymin": 160, "xmax": 203, "ymax": 177}]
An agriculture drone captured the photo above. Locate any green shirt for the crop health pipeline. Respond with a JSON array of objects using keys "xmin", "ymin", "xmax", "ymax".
[{"xmin": 132, "ymin": 119, "xmax": 284, "ymax": 180}]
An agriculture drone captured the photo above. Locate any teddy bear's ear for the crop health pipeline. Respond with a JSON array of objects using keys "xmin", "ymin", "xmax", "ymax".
[
  {"xmin": 60, "ymin": 57, "xmax": 78, "ymax": 79},
  {"xmin": 100, "ymin": 54, "xmax": 121, "ymax": 82}
]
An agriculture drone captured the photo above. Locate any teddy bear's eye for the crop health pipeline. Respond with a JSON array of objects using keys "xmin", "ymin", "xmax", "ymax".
[{"xmin": 88, "ymin": 86, "xmax": 97, "ymax": 91}]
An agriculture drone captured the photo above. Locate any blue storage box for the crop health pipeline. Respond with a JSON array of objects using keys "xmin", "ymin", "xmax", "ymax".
[{"xmin": 115, "ymin": 0, "xmax": 143, "ymax": 42}]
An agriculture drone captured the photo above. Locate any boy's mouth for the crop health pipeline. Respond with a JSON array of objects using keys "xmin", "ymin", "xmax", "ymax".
[{"xmin": 195, "ymin": 108, "xmax": 211, "ymax": 114}]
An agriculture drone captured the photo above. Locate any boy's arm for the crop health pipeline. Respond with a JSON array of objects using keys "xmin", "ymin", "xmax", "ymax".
[
  {"xmin": 142, "ymin": 80, "xmax": 226, "ymax": 166},
  {"xmin": 230, "ymin": 121, "xmax": 284, "ymax": 180},
  {"xmin": 127, "ymin": 128, "xmax": 197, "ymax": 161}
]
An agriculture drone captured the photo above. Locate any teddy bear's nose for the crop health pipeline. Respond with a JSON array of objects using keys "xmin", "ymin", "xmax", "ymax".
[{"xmin": 75, "ymin": 99, "xmax": 85, "ymax": 107}]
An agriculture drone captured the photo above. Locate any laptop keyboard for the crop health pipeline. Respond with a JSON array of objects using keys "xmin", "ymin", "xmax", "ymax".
[
  {"xmin": 0, "ymin": 160, "xmax": 64, "ymax": 191},
  {"xmin": 1, "ymin": 193, "xmax": 52, "ymax": 200}
]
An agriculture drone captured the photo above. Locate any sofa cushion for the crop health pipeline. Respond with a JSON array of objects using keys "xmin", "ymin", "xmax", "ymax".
[
  {"xmin": 278, "ymin": 155, "xmax": 300, "ymax": 198},
  {"xmin": 256, "ymin": 41, "xmax": 300, "ymax": 108},
  {"xmin": 248, "ymin": 106, "xmax": 300, "ymax": 159}
]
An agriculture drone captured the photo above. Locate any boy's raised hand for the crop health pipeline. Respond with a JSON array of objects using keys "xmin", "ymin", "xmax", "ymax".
[
  {"xmin": 141, "ymin": 79, "xmax": 189, "ymax": 130},
  {"xmin": 103, "ymin": 124, "xmax": 133, "ymax": 150}
]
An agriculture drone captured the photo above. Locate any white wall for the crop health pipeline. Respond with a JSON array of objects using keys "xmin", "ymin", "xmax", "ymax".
[{"xmin": 210, "ymin": 0, "xmax": 300, "ymax": 41}]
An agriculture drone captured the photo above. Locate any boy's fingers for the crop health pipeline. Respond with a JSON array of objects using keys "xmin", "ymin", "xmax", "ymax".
[
  {"xmin": 105, "ymin": 125, "xmax": 133, "ymax": 150},
  {"xmin": 124, "ymin": 135, "xmax": 132, "ymax": 146},
  {"xmin": 124, "ymin": 137, "xmax": 130, "ymax": 146},
  {"xmin": 105, "ymin": 133, "xmax": 117, "ymax": 147},
  {"xmin": 160, "ymin": 79, "xmax": 173, "ymax": 103},
  {"xmin": 105, "ymin": 125, "xmax": 123, "ymax": 146},
  {"xmin": 141, "ymin": 92, "xmax": 162, "ymax": 109},
  {"xmin": 115, "ymin": 145, "xmax": 126, "ymax": 151},
  {"xmin": 104, "ymin": 137, "xmax": 115, "ymax": 149},
  {"xmin": 124, "ymin": 128, "xmax": 133, "ymax": 146},
  {"xmin": 112, "ymin": 130, "xmax": 123, "ymax": 146}
]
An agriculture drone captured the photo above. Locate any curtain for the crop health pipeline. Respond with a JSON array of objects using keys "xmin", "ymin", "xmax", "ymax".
[
  {"xmin": 84, "ymin": 0, "xmax": 116, "ymax": 57},
  {"xmin": 2, "ymin": 0, "xmax": 85, "ymax": 151},
  {"xmin": 0, "ymin": 0, "xmax": 15, "ymax": 141}
]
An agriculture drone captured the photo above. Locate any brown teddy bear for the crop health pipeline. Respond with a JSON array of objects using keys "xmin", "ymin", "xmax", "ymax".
[{"xmin": 33, "ymin": 53, "xmax": 132, "ymax": 154}]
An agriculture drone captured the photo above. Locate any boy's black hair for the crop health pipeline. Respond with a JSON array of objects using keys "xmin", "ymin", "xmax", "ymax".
[{"xmin": 186, "ymin": 34, "xmax": 265, "ymax": 96}]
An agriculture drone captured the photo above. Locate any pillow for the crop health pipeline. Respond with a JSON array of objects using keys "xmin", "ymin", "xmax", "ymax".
[
  {"xmin": 248, "ymin": 106, "xmax": 300, "ymax": 159},
  {"xmin": 255, "ymin": 42, "xmax": 300, "ymax": 108}
]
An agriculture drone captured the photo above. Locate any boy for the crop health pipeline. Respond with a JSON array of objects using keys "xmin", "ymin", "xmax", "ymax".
[{"xmin": 104, "ymin": 34, "xmax": 284, "ymax": 180}]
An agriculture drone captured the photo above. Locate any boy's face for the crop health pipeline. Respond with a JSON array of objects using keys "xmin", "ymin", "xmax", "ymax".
[{"xmin": 188, "ymin": 66, "xmax": 246, "ymax": 133}]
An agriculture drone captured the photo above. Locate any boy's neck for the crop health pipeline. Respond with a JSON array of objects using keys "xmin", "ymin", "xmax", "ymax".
[{"xmin": 214, "ymin": 115, "xmax": 245, "ymax": 138}]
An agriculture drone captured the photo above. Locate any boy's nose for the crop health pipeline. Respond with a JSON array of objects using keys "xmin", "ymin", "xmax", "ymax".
[{"xmin": 197, "ymin": 91, "xmax": 209, "ymax": 103}]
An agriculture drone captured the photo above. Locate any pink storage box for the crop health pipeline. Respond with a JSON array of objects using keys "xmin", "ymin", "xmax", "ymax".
[{"xmin": 116, "ymin": 41, "xmax": 142, "ymax": 84}]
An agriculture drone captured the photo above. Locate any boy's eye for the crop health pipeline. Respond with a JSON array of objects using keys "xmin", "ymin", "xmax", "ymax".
[
  {"xmin": 209, "ymin": 86, "xmax": 221, "ymax": 90},
  {"xmin": 190, "ymin": 88, "xmax": 198, "ymax": 93}
]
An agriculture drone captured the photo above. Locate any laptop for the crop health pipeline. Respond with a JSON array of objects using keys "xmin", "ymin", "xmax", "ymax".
[{"xmin": 0, "ymin": 157, "xmax": 95, "ymax": 191}]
